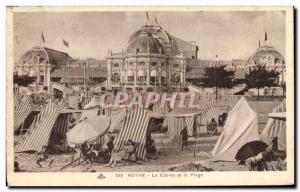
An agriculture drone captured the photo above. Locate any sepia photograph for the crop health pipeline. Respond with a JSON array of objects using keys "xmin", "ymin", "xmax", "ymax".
[{"xmin": 6, "ymin": 6, "xmax": 294, "ymax": 186}]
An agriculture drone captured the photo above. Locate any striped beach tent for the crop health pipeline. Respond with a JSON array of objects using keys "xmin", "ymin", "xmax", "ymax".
[
  {"xmin": 167, "ymin": 115, "xmax": 197, "ymax": 142},
  {"xmin": 261, "ymin": 99, "xmax": 286, "ymax": 150},
  {"xmin": 113, "ymin": 107, "xmax": 151, "ymax": 160},
  {"xmin": 14, "ymin": 95, "xmax": 32, "ymax": 130},
  {"xmin": 166, "ymin": 108, "xmax": 199, "ymax": 141},
  {"xmin": 200, "ymin": 99, "xmax": 224, "ymax": 126},
  {"xmin": 15, "ymin": 100, "xmax": 80, "ymax": 152}
]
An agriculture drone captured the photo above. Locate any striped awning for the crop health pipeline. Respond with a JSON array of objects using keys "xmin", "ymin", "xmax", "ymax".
[{"xmin": 114, "ymin": 107, "xmax": 150, "ymax": 160}]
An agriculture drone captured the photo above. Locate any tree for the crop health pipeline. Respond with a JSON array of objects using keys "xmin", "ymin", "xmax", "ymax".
[
  {"xmin": 245, "ymin": 65, "xmax": 279, "ymax": 99},
  {"xmin": 200, "ymin": 65, "xmax": 235, "ymax": 100},
  {"xmin": 13, "ymin": 75, "xmax": 36, "ymax": 87}
]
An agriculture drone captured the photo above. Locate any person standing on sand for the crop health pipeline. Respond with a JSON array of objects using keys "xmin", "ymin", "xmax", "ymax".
[
  {"xmin": 180, "ymin": 126, "xmax": 188, "ymax": 151},
  {"xmin": 36, "ymin": 146, "xmax": 54, "ymax": 168}
]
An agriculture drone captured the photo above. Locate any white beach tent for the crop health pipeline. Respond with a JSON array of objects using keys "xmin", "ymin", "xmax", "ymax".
[{"xmin": 211, "ymin": 97, "xmax": 260, "ymax": 161}]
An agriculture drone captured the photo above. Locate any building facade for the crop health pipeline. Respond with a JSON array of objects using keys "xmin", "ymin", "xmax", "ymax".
[
  {"xmin": 246, "ymin": 45, "xmax": 286, "ymax": 84},
  {"xmin": 14, "ymin": 46, "xmax": 107, "ymax": 95},
  {"xmin": 14, "ymin": 46, "xmax": 72, "ymax": 93},
  {"xmin": 106, "ymin": 24, "xmax": 199, "ymax": 91}
]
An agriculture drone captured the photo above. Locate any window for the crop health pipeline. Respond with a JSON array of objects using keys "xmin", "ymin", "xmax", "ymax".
[
  {"xmin": 173, "ymin": 63, "xmax": 179, "ymax": 68},
  {"xmin": 112, "ymin": 73, "xmax": 120, "ymax": 83},
  {"xmin": 137, "ymin": 76, "xmax": 146, "ymax": 82},
  {"xmin": 40, "ymin": 75, "xmax": 44, "ymax": 85},
  {"xmin": 151, "ymin": 62, "xmax": 157, "ymax": 67},
  {"xmin": 139, "ymin": 62, "xmax": 145, "ymax": 66},
  {"xmin": 161, "ymin": 77, "xmax": 166, "ymax": 84},
  {"xmin": 113, "ymin": 63, "xmax": 119, "ymax": 67},
  {"xmin": 127, "ymin": 76, "xmax": 134, "ymax": 82}
]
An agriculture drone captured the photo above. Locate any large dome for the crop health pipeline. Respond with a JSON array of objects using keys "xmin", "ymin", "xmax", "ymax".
[
  {"xmin": 127, "ymin": 25, "xmax": 179, "ymax": 54},
  {"xmin": 247, "ymin": 45, "xmax": 285, "ymax": 65},
  {"xmin": 127, "ymin": 30, "xmax": 164, "ymax": 54}
]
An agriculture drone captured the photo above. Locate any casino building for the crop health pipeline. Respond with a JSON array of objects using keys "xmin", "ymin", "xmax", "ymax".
[
  {"xmin": 106, "ymin": 23, "xmax": 199, "ymax": 91},
  {"xmin": 246, "ymin": 44, "xmax": 286, "ymax": 84}
]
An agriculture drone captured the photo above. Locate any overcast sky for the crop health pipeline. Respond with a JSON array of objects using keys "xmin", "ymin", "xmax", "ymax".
[{"xmin": 13, "ymin": 11, "xmax": 286, "ymax": 61}]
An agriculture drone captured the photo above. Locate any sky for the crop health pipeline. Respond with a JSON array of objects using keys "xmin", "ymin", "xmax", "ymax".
[{"xmin": 13, "ymin": 11, "xmax": 286, "ymax": 61}]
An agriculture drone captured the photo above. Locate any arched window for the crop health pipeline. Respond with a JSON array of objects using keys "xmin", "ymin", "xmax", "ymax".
[{"xmin": 151, "ymin": 62, "xmax": 157, "ymax": 67}]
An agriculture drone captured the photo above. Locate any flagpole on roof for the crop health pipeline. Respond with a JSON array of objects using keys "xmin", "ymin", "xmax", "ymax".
[
  {"xmin": 146, "ymin": 12, "xmax": 149, "ymax": 25},
  {"xmin": 40, "ymin": 32, "xmax": 46, "ymax": 47},
  {"xmin": 264, "ymin": 29, "xmax": 268, "ymax": 45}
]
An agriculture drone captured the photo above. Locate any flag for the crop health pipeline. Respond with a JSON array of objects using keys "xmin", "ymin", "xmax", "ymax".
[
  {"xmin": 146, "ymin": 12, "xmax": 149, "ymax": 20},
  {"xmin": 259, "ymin": 40, "xmax": 261, "ymax": 47},
  {"xmin": 155, "ymin": 16, "xmax": 158, "ymax": 24},
  {"xmin": 265, "ymin": 30, "xmax": 267, "ymax": 41},
  {"xmin": 63, "ymin": 39, "xmax": 69, "ymax": 47},
  {"xmin": 41, "ymin": 32, "xmax": 45, "ymax": 43}
]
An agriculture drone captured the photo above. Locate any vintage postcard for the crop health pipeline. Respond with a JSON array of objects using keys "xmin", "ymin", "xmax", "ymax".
[{"xmin": 6, "ymin": 6, "xmax": 294, "ymax": 186}]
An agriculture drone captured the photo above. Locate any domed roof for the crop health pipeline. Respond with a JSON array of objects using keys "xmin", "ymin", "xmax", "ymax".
[
  {"xmin": 127, "ymin": 30, "xmax": 164, "ymax": 54},
  {"xmin": 247, "ymin": 45, "xmax": 285, "ymax": 65},
  {"xmin": 127, "ymin": 25, "xmax": 180, "ymax": 54},
  {"xmin": 19, "ymin": 46, "xmax": 71, "ymax": 66},
  {"xmin": 128, "ymin": 25, "xmax": 171, "ymax": 44}
]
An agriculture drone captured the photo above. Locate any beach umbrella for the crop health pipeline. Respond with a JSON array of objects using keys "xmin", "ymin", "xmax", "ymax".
[
  {"xmin": 235, "ymin": 140, "xmax": 268, "ymax": 161},
  {"xmin": 67, "ymin": 115, "xmax": 111, "ymax": 145}
]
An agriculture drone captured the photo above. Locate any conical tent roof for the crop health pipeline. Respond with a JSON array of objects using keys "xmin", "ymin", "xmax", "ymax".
[{"xmin": 211, "ymin": 97, "xmax": 259, "ymax": 161}]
